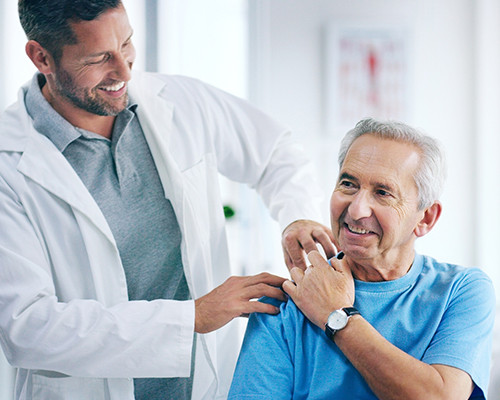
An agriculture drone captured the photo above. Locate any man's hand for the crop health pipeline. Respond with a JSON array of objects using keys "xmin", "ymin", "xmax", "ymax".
[
  {"xmin": 194, "ymin": 272, "xmax": 287, "ymax": 334},
  {"xmin": 282, "ymin": 250, "xmax": 354, "ymax": 328},
  {"xmin": 281, "ymin": 219, "xmax": 336, "ymax": 271}
]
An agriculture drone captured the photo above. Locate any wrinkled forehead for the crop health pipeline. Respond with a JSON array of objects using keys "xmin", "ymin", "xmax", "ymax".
[{"xmin": 341, "ymin": 135, "xmax": 421, "ymax": 189}]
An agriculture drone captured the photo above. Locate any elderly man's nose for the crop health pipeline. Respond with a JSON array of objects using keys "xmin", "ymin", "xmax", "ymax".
[{"xmin": 348, "ymin": 191, "xmax": 372, "ymax": 220}]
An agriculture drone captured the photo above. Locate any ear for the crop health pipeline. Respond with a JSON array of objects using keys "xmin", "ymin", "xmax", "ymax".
[
  {"xmin": 25, "ymin": 40, "xmax": 55, "ymax": 75},
  {"xmin": 414, "ymin": 201, "xmax": 442, "ymax": 238}
]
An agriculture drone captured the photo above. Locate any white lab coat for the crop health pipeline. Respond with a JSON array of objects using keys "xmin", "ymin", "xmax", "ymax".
[{"xmin": 0, "ymin": 71, "xmax": 324, "ymax": 399}]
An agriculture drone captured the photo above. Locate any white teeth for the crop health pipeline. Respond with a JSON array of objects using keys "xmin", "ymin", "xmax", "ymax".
[
  {"xmin": 348, "ymin": 224, "xmax": 370, "ymax": 234},
  {"xmin": 101, "ymin": 81, "xmax": 125, "ymax": 92}
]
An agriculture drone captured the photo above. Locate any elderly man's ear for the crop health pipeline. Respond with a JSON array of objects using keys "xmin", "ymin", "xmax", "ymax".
[{"xmin": 414, "ymin": 202, "xmax": 442, "ymax": 238}]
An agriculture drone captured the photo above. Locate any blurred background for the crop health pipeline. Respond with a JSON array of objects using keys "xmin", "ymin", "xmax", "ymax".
[{"xmin": 1, "ymin": 0, "xmax": 499, "ymax": 398}]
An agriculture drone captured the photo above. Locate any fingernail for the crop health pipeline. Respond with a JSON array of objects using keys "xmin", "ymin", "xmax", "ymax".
[{"xmin": 336, "ymin": 251, "xmax": 344, "ymax": 260}]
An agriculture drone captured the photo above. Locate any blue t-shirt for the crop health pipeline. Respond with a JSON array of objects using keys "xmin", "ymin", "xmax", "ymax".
[{"xmin": 228, "ymin": 254, "xmax": 495, "ymax": 399}]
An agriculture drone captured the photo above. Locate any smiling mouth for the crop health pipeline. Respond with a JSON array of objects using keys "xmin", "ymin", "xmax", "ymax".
[
  {"xmin": 345, "ymin": 223, "xmax": 374, "ymax": 235},
  {"xmin": 99, "ymin": 81, "xmax": 125, "ymax": 92}
]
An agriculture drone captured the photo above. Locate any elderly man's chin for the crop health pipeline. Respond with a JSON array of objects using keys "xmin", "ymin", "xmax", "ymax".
[{"xmin": 338, "ymin": 237, "xmax": 379, "ymax": 261}]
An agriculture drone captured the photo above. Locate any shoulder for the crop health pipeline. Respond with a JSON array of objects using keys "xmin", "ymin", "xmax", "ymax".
[
  {"xmin": 130, "ymin": 71, "xmax": 225, "ymax": 100},
  {"xmin": 420, "ymin": 254, "xmax": 493, "ymax": 287},
  {"xmin": 417, "ymin": 255, "xmax": 495, "ymax": 395},
  {"xmin": 130, "ymin": 71, "xmax": 269, "ymax": 117},
  {"xmin": 0, "ymin": 90, "xmax": 34, "ymax": 153},
  {"xmin": 419, "ymin": 254, "xmax": 495, "ymax": 310},
  {"xmin": 250, "ymin": 296, "xmax": 313, "ymax": 334}
]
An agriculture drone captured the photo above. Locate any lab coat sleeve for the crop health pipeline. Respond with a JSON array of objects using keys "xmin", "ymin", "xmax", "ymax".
[
  {"xmin": 0, "ymin": 172, "xmax": 194, "ymax": 378},
  {"xmin": 190, "ymin": 79, "xmax": 326, "ymax": 231},
  {"xmin": 252, "ymin": 132, "xmax": 325, "ymax": 231}
]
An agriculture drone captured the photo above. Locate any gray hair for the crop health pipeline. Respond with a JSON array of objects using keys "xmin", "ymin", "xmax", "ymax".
[{"xmin": 338, "ymin": 118, "xmax": 446, "ymax": 210}]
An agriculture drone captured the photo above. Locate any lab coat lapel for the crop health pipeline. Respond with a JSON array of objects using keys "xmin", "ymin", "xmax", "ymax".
[
  {"xmin": 129, "ymin": 74, "xmax": 195, "ymax": 293},
  {"xmin": 129, "ymin": 73, "xmax": 184, "ymax": 209},
  {"xmin": 17, "ymin": 133, "xmax": 117, "ymax": 246}
]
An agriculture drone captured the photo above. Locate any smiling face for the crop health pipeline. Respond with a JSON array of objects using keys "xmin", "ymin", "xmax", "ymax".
[
  {"xmin": 41, "ymin": 4, "xmax": 135, "ymax": 122},
  {"xmin": 330, "ymin": 134, "xmax": 426, "ymax": 278}
]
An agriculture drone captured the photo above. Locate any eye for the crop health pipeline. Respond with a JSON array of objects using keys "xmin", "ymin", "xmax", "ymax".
[
  {"xmin": 376, "ymin": 188, "xmax": 391, "ymax": 197},
  {"xmin": 87, "ymin": 54, "xmax": 111, "ymax": 65},
  {"xmin": 338, "ymin": 180, "xmax": 358, "ymax": 193},
  {"xmin": 339, "ymin": 180, "xmax": 354, "ymax": 188}
]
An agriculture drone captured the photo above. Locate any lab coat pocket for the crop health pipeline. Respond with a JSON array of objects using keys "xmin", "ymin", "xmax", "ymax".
[
  {"xmin": 31, "ymin": 375, "xmax": 106, "ymax": 400},
  {"xmin": 180, "ymin": 153, "xmax": 228, "ymax": 293},
  {"xmin": 180, "ymin": 153, "xmax": 224, "ymax": 248}
]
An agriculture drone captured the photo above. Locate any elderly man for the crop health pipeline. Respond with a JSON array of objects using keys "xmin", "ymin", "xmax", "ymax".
[
  {"xmin": 0, "ymin": 1, "xmax": 335, "ymax": 399},
  {"xmin": 228, "ymin": 118, "xmax": 495, "ymax": 399}
]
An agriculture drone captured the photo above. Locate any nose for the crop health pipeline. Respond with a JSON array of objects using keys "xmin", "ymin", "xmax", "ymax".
[
  {"xmin": 111, "ymin": 47, "xmax": 135, "ymax": 82},
  {"xmin": 347, "ymin": 190, "xmax": 373, "ymax": 221}
]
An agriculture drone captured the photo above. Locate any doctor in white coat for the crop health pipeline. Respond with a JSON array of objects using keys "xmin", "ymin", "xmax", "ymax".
[{"xmin": 0, "ymin": 1, "xmax": 335, "ymax": 399}]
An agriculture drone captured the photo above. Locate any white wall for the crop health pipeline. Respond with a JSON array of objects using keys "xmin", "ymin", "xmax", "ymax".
[
  {"xmin": 0, "ymin": 1, "xmax": 36, "ymax": 111},
  {"xmin": 250, "ymin": 0, "xmax": 485, "ymax": 271}
]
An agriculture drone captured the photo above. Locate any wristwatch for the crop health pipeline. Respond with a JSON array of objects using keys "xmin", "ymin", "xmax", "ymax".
[{"xmin": 325, "ymin": 307, "xmax": 360, "ymax": 341}]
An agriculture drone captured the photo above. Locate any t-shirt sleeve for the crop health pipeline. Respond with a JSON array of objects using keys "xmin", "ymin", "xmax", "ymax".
[
  {"xmin": 228, "ymin": 298, "xmax": 294, "ymax": 400},
  {"xmin": 422, "ymin": 268, "xmax": 496, "ymax": 398}
]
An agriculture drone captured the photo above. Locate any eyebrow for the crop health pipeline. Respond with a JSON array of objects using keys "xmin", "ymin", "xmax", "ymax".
[
  {"xmin": 338, "ymin": 172, "xmax": 398, "ymax": 193},
  {"xmin": 338, "ymin": 172, "xmax": 358, "ymax": 182},
  {"xmin": 377, "ymin": 182, "xmax": 397, "ymax": 193}
]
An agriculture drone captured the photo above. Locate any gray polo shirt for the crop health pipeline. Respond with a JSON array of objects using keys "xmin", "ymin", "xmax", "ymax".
[{"xmin": 25, "ymin": 73, "xmax": 194, "ymax": 400}]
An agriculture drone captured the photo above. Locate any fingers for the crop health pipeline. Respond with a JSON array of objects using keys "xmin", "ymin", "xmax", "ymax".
[
  {"xmin": 281, "ymin": 219, "xmax": 337, "ymax": 271},
  {"xmin": 282, "ymin": 279, "xmax": 296, "ymax": 296},
  {"xmin": 244, "ymin": 272, "xmax": 287, "ymax": 288},
  {"xmin": 240, "ymin": 301, "xmax": 280, "ymax": 316},
  {"xmin": 281, "ymin": 219, "xmax": 314, "ymax": 271},
  {"xmin": 282, "ymin": 238, "xmax": 308, "ymax": 271},
  {"xmin": 307, "ymin": 250, "xmax": 352, "ymax": 281},
  {"xmin": 195, "ymin": 273, "xmax": 287, "ymax": 333},
  {"xmin": 282, "ymin": 267, "xmax": 303, "ymax": 297},
  {"xmin": 242, "ymin": 282, "xmax": 287, "ymax": 302},
  {"xmin": 236, "ymin": 277, "xmax": 287, "ymax": 316},
  {"xmin": 307, "ymin": 250, "xmax": 330, "ymax": 269},
  {"xmin": 284, "ymin": 251, "xmax": 294, "ymax": 271},
  {"xmin": 314, "ymin": 229, "xmax": 337, "ymax": 259},
  {"xmin": 289, "ymin": 266, "xmax": 304, "ymax": 283},
  {"xmin": 299, "ymin": 235, "xmax": 322, "ymax": 254}
]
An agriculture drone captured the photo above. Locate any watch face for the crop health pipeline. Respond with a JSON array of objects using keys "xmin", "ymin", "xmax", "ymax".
[{"xmin": 327, "ymin": 309, "xmax": 348, "ymax": 330}]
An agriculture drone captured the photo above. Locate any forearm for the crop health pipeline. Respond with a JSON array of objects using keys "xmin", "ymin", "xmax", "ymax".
[
  {"xmin": 1, "ymin": 294, "xmax": 195, "ymax": 377},
  {"xmin": 334, "ymin": 315, "xmax": 473, "ymax": 400}
]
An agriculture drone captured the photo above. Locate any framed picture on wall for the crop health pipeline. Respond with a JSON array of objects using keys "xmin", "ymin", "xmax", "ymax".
[{"xmin": 324, "ymin": 22, "xmax": 412, "ymax": 136}]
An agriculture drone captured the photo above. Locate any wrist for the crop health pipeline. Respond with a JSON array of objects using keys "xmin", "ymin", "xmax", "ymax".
[{"xmin": 325, "ymin": 307, "xmax": 360, "ymax": 341}]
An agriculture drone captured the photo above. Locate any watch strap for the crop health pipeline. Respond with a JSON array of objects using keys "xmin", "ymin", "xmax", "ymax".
[{"xmin": 342, "ymin": 307, "xmax": 360, "ymax": 317}]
